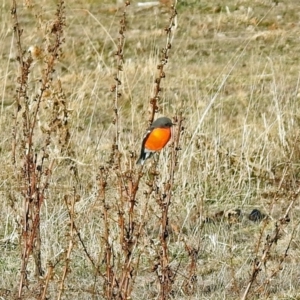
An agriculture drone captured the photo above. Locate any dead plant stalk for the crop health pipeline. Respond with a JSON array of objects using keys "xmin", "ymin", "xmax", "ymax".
[{"xmin": 11, "ymin": 0, "xmax": 65, "ymax": 297}]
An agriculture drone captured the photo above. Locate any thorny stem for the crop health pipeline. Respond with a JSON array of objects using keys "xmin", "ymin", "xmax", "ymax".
[
  {"xmin": 11, "ymin": 0, "xmax": 29, "ymax": 165},
  {"xmin": 118, "ymin": 169, "xmax": 145, "ymax": 298},
  {"xmin": 111, "ymin": 1, "xmax": 130, "ymax": 159},
  {"xmin": 41, "ymin": 262, "xmax": 54, "ymax": 300},
  {"xmin": 182, "ymin": 241, "xmax": 198, "ymax": 295},
  {"xmin": 254, "ymin": 222, "xmax": 298, "ymax": 297},
  {"xmin": 111, "ymin": 2, "xmax": 159, "ymax": 297},
  {"xmin": 101, "ymin": 2, "xmax": 132, "ymax": 299},
  {"xmin": 58, "ymin": 193, "xmax": 76, "ymax": 300},
  {"xmin": 149, "ymin": 4, "xmax": 177, "ymax": 124},
  {"xmin": 98, "ymin": 167, "xmax": 114, "ymax": 299},
  {"xmin": 29, "ymin": 0, "xmax": 65, "ymax": 149},
  {"xmin": 157, "ymin": 113, "xmax": 183, "ymax": 299},
  {"xmin": 241, "ymin": 187, "xmax": 300, "ymax": 300},
  {"xmin": 138, "ymin": 2, "xmax": 180, "ymax": 298},
  {"xmin": 11, "ymin": 0, "xmax": 65, "ymax": 297},
  {"xmin": 110, "ymin": 0, "xmax": 163, "ymax": 292}
]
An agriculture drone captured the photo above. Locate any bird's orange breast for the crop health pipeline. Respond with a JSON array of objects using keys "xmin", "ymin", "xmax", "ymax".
[{"xmin": 144, "ymin": 128, "xmax": 171, "ymax": 151}]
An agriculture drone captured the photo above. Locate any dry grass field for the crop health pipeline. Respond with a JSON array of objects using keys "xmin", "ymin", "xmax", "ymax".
[{"xmin": 1, "ymin": 0, "xmax": 300, "ymax": 299}]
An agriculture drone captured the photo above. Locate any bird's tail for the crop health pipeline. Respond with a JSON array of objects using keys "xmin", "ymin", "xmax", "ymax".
[
  {"xmin": 136, "ymin": 151, "xmax": 153, "ymax": 165},
  {"xmin": 136, "ymin": 157, "xmax": 145, "ymax": 165}
]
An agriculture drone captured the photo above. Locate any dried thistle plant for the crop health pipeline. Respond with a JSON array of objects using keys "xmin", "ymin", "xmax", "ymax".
[
  {"xmin": 95, "ymin": 1, "xmax": 184, "ymax": 299},
  {"xmin": 11, "ymin": 0, "xmax": 66, "ymax": 297},
  {"xmin": 149, "ymin": 3, "xmax": 178, "ymax": 124},
  {"xmin": 241, "ymin": 185, "xmax": 300, "ymax": 300},
  {"xmin": 97, "ymin": 2, "xmax": 147, "ymax": 299}
]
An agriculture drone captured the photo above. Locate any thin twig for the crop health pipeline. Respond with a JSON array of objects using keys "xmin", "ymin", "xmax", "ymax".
[{"xmin": 149, "ymin": 3, "xmax": 177, "ymax": 124}]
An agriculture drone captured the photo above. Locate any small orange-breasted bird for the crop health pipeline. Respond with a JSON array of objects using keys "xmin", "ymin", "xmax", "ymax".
[{"xmin": 137, "ymin": 117, "xmax": 173, "ymax": 165}]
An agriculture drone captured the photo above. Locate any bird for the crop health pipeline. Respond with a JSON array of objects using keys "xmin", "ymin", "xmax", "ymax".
[
  {"xmin": 248, "ymin": 209, "xmax": 266, "ymax": 222},
  {"xmin": 136, "ymin": 117, "xmax": 173, "ymax": 165}
]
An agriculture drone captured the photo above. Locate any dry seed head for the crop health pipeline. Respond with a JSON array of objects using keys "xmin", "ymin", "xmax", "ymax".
[{"xmin": 28, "ymin": 45, "xmax": 43, "ymax": 60}]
